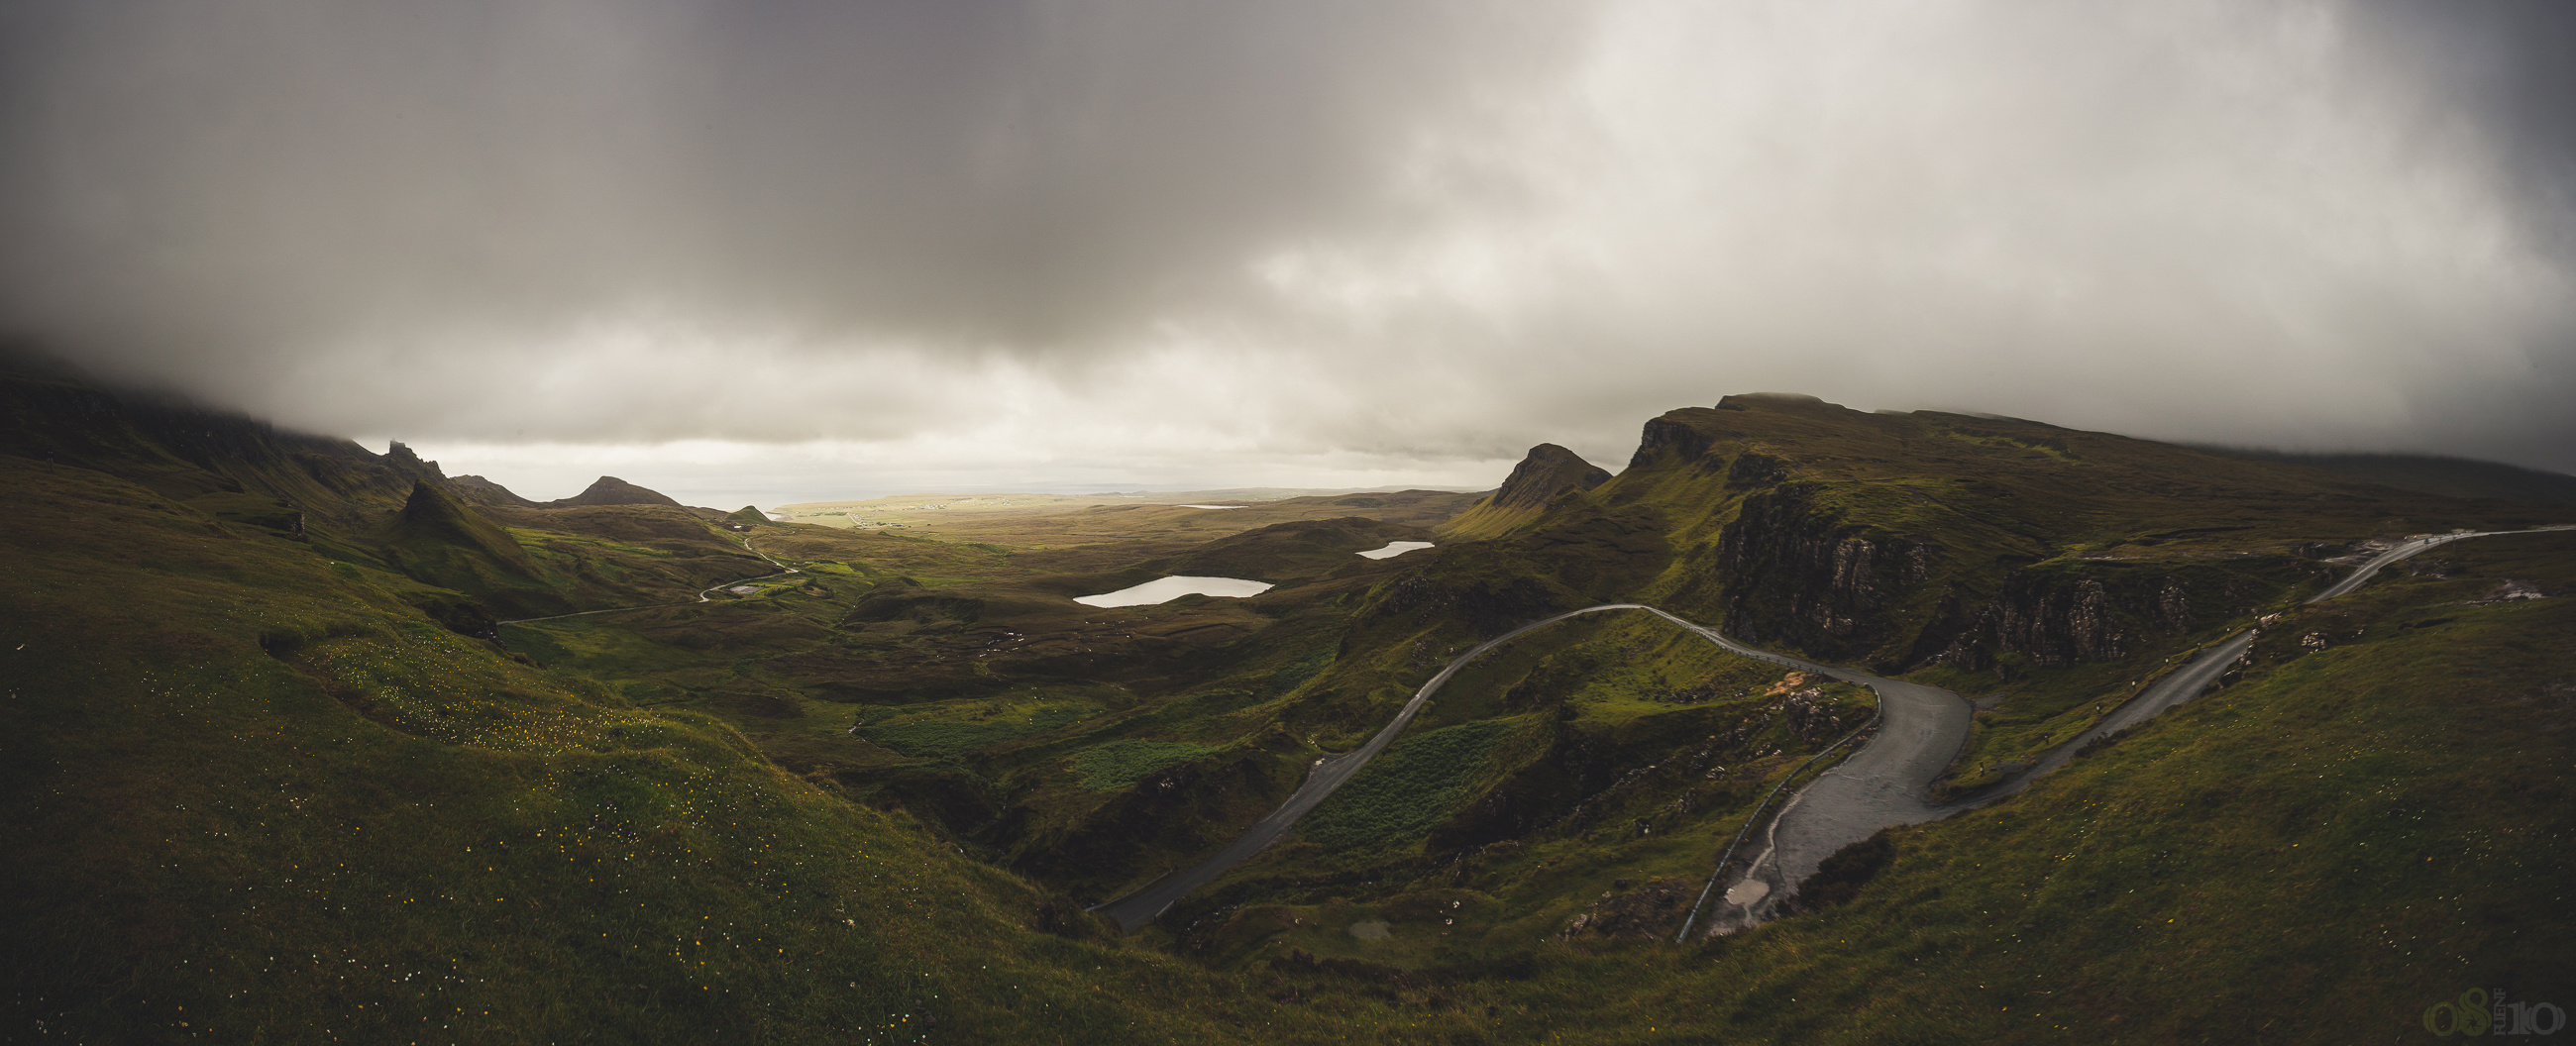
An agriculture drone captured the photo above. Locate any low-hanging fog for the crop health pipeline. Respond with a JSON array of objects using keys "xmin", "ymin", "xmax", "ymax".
[{"xmin": 4, "ymin": 0, "xmax": 2572, "ymax": 505}]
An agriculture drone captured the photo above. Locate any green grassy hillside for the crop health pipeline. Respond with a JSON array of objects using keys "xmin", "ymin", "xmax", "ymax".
[
  {"xmin": 10, "ymin": 374, "xmax": 2573, "ymax": 1044},
  {"xmin": 1438, "ymin": 444, "xmax": 1611, "ymax": 541},
  {"xmin": 1509, "ymin": 529, "xmax": 2576, "ymax": 1043},
  {"xmin": 3, "ymin": 434, "xmax": 1530, "ymax": 1045}
]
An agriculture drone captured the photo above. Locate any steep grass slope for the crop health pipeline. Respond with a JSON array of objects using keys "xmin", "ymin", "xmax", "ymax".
[
  {"xmin": 0, "ymin": 433, "xmax": 1533, "ymax": 1044},
  {"xmin": 1438, "ymin": 445, "xmax": 1612, "ymax": 541},
  {"xmin": 1150, "ymin": 495, "xmax": 2576, "ymax": 1046},
  {"xmin": 1483, "ymin": 529, "xmax": 2576, "ymax": 1044}
]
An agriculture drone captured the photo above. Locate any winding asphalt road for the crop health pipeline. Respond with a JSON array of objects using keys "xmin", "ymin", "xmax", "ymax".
[
  {"xmin": 1095, "ymin": 525, "xmax": 2573, "ymax": 934},
  {"xmin": 2004, "ymin": 527, "xmax": 2576, "ymax": 794},
  {"xmin": 1093, "ymin": 601, "xmax": 1966, "ymax": 933}
]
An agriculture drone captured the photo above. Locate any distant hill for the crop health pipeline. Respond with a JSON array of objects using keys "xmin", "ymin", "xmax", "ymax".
[
  {"xmin": 549, "ymin": 474, "xmax": 685, "ymax": 508},
  {"xmin": 2202, "ymin": 449, "xmax": 2576, "ymax": 505},
  {"xmin": 448, "ymin": 473, "xmax": 540, "ymax": 508},
  {"xmin": 1436, "ymin": 443, "xmax": 1612, "ymax": 540}
]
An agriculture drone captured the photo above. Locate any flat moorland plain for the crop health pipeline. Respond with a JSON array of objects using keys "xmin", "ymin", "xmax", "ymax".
[{"xmin": 780, "ymin": 489, "xmax": 1479, "ymax": 548}]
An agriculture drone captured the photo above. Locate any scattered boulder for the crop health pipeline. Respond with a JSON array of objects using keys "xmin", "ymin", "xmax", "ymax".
[{"xmin": 1557, "ymin": 877, "xmax": 1695, "ymax": 940}]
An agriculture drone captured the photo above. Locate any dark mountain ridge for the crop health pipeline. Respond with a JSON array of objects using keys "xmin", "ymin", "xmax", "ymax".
[
  {"xmin": 2202, "ymin": 447, "xmax": 2576, "ymax": 505},
  {"xmin": 0, "ymin": 370, "xmax": 446, "ymax": 525},
  {"xmin": 0, "ymin": 367, "xmax": 757, "ymax": 623}
]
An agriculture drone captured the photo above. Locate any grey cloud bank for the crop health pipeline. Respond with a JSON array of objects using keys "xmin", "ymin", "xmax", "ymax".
[{"xmin": 4, "ymin": 0, "xmax": 2572, "ymax": 491}]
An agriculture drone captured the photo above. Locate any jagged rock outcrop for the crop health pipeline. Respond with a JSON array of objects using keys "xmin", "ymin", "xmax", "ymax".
[
  {"xmin": 1627, "ymin": 394, "xmax": 1837, "ymax": 471},
  {"xmin": 549, "ymin": 475, "xmax": 684, "ymax": 508},
  {"xmin": 382, "ymin": 441, "xmax": 443, "ymax": 478},
  {"xmin": 1970, "ymin": 576, "xmax": 2125, "ymax": 667},
  {"xmin": 1628, "ymin": 415, "xmax": 1718, "ymax": 470},
  {"xmin": 1927, "ymin": 571, "xmax": 2198, "ymax": 672},
  {"xmin": 1713, "ymin": 483, "xmax": 1936, "ymax": 658},
  {"xmin": 1725, "ymin": 452, "xmax": 1790, "ymax": 487},
  {"xmin": 1439, "ymin": 444, "xmax": 1612, "ymax": 540},
  {"xmin": 1777, "ymin": 685, "xmax": 1869, "ymax": 742}
]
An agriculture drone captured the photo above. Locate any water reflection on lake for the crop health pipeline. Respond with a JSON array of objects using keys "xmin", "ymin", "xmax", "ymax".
[
  {"xmin": 1356, "ymin": 541, "xmax": 1435, "ymax": 560},
  {"xmin": 1073, "ymin": 575, "xmax": 1274, "ymax": 607}
]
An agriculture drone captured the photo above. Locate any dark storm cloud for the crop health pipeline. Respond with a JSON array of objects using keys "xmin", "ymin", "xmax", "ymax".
[
  {"xmin": 0, "ymin": 0, "xmax": 1573, "ymax": 397},
  {"xmin": 2, "ymin": 0, "xmax": 2572, "ymax": 483},
  {"xmin": 2360, "ymin": 1, "xmax": 2576, "ymax": 240},
  {"xmin": 2337, "ymin": 0, "xmax": 2576, "ymax": 469}
]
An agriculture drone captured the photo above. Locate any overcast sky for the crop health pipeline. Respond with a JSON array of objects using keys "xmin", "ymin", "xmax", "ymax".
[{"xmin": 4, "ymin": 0, "xmax": 2572, "ymax": 506}]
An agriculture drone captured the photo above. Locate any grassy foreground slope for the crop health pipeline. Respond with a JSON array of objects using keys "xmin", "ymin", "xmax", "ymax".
[
  {"xmin": 0, "ymin": 456, "xmax": 1402, "ymax": 1043},
  {"xmin": 1195, "ymin": 532, "xmax": 2575, "ymax": 1046}
]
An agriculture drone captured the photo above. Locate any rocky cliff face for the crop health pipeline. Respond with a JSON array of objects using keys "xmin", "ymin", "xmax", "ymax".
[
  {"xmin": 1713, "ymin": 483, "xmax": 1937, "ymax": 659},
  {"xmin": 1627, "ymin": 415, "xmax": 1717, "ymax": 470},
  {"xmin": 1924, "ymin": 570, "xmax": 2198, "ymax": 672}
]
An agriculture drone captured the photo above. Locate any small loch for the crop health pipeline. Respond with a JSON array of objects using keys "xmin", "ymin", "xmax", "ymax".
[{"xmin": 1073, "ymin": 575, "xmax": 1275, "ymax": 607}]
